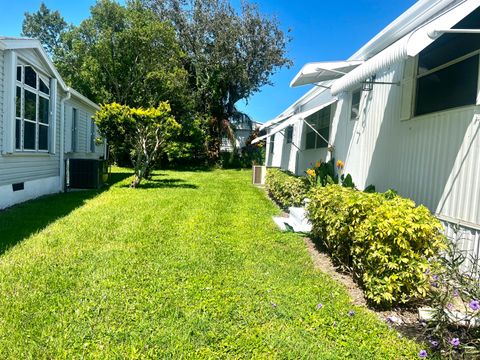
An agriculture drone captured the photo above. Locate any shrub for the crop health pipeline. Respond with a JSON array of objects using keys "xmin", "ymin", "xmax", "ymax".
[
  {"xmin": 307, "ymin": 185, "xmax": 446, "ymax": 308},
  {"xmin": 424, "ymin": 233, "xmax": 480, "ymax": 357},
  {"xmin": 265, "ymin": 168, "xmax": 309, "ymax": 209}
]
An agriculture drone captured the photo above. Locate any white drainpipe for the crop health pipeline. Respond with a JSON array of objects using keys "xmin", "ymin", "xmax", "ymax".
[{"xmin": 60, "ymin": 88, "xmax": 71, "ymax": 191}]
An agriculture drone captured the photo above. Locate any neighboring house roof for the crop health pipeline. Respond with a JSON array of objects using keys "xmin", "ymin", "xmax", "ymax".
[{"xmin": 0, "ymin": 36, "xmax": 99, "ymax": 110}]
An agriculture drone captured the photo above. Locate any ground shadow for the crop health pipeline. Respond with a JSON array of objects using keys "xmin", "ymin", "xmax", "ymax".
[
  {"xmin": 121, "ymin": 177, "xmax": 198, "ymax": 189},
  {"xmin": 0, "ymin": 172, "xmax": 131, "ymax": 256}
]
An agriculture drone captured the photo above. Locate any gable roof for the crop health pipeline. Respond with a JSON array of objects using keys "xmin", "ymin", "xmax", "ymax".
[{"xmin": 0, "ymin": 36, "xmax": 99, "ymax": 111}]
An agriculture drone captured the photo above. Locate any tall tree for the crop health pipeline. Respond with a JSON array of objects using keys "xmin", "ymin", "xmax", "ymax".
[
  {"xmin": 21, "ymin": 2, "xmax": 68, "ymax": 55},
  {"xmin": 142, "ymin": 0, "xmax": 292, "ymax": 159},
  {"xmin": 55, "ymin": 0, "xmax": 189, "ymax": 109}
]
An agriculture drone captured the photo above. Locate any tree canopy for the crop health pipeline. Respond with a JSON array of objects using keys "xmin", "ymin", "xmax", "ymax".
[
  {"xmin": 23, "ymin": 0, "xmax": 291, "ymax": 164},
  {"xmin": 94, "ymin": 102, "xmax": 181, "ymax": 187},
  {"xmin": 22, "ymin": 2, "xmax": 68, "ymax": 56},
  {"xmin": 142, "ymin": 0, "xmax": 292, "ymax": 157}
]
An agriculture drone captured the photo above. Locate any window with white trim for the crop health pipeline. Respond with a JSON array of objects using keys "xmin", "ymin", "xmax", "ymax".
[
  {"xmin": 350, "ymin": 89, "xmax": 361, "ymax": 120},
  {"xmin": 414, "ymin": 7, "xmax": 480, "ymax": 116},
  {"xmin": 15, "ymin": 64, "xmax": 50, "ymax": 151},
  {"xmin": 285, "ymin": 126, "xmax": 293, "ymax": 144},
  {"xmin": 305, "ymin": 105, "xmax": 330, "ymax": 150},
  {"xmin": 269, "ymin": 134, "xmax": 275, "ymax": 154}
]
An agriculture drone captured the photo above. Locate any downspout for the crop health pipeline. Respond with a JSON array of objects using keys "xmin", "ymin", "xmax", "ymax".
[{"xmin": 60, "ymin": 88, "xmax": 71, "ymax": 192}]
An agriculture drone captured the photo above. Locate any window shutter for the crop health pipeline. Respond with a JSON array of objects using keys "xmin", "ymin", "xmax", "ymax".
[
  {"xmin": 65, "ymin": 106, "xmax": 73, "ymax": 152},
  {"xmin": 2, "ymin": 51, "xmax": 16, "ymax": 154},
  {"xmin": 399, "ymin": 57, "xmax": 416, "ymax": 121},
  {"xmin": 50, "ymin": 79, "xmax": 57, "ymax": 154}
]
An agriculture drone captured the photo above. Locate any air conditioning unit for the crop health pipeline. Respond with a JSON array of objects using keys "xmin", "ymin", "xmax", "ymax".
[
  {"xmin": 252, "ymin": 165, "xmax": 266, "ymax": 185},
  {"xmin": 68, "ymin": 159, "xmax": 108, "ymax": 189}
]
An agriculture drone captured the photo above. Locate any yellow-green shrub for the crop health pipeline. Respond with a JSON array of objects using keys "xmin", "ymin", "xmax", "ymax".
[
  {"xmin": 265, "ymin": 168, "xmax": 309, "ymax": 209},
  {"xmin": 307, "ymin": 185, "xmax": 446, "ymax": 308}
]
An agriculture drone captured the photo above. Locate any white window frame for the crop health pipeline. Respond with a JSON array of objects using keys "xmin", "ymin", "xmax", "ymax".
[
  {"xmin": 304, "ymin": 105, "xmax": 331, "ymax": 150},
  {"xmin": 413, "ymin": 49, "xmax": 480, "ymax": 118},
  {"xmin": 285, "ymin": 125, "xmax": 293, "ymax": 144},
  {"xmin": 15, "ymin": 62, "xmax": 51, "ymax": 153}
]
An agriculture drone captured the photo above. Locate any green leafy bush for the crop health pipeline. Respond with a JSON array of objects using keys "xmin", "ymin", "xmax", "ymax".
[
  {"xmin": 307, "ymin": 185, "xmax": 446, "ymax": 308},
  {"xmin": 265, "ymin": 168, "xmax": 309, "ymax": 209}
]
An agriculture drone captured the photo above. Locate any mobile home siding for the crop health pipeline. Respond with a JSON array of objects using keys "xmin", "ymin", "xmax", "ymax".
[
  {"xmin": 0, "ymin": 50, "xmax": 61, "ymax": 187},
  {"xmin": 65, "ymin": 98, "xmax": 103, "ymax": 159},
  {"xmin": 0, "ymin": 50, "xmax": 3, "ymax": 151}
]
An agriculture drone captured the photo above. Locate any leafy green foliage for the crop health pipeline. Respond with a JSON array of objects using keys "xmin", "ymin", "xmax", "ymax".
[
  {"xmin": 21, "ymin": 2, "xmax": 68, "ymax": 55},
  {"xmin": 0, "ymin": 168, "xmax": 422, "ymax": 358},
  {"xmin": 424, "ymin": 233, "xmax": 480, "ymax": 357},
  {"xmin": 265, "ymin": 168, "xmax": 309, "ymax": 209},
  {"xmin": 307, "ymin": 185, "xmax": 446, "ymax": 308},
  {"xmin": 143, "ymin": 0, "xmax": 292, "ymax": 160},
  {"xmin": 94, "ymin": 103, "xmax": 180, "ymax": 187}
]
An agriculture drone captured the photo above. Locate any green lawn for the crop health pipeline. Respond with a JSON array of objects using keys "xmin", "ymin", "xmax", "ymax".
[{"xmin": 0, "ymin": 168, "xmax": 422, "ymax": 358}]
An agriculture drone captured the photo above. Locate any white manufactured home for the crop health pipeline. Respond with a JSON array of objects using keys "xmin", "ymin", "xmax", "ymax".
[
  {"xmin": 257, "ymin": 0, "xmax": 480, "ymax": 259},
  {"xmin": 0, "ymin": 37, "xmax": 106, "ymax": 210}
]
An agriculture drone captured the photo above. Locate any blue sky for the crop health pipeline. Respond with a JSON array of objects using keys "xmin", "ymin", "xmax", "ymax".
[{"xmin": 0, "ymin": 0, "xmax": 416, "ymax": 123}]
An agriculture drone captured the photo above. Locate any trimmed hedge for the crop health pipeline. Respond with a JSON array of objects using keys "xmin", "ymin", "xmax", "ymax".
[
  {"xmin": 265, "ymin": 168, "xmax": 309, "ymax": 209},
  {"xmin": 307, "ymin": 185, "xmax": 446, "ymax": 307}
]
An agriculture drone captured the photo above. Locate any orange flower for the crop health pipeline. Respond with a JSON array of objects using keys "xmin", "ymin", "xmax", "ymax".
[
  {"xmin": 306, "ymin": 169, "xmax": 316, "ymax": 177},
  {"xmin": 315, "ymin": 161, "xmax": 321, "ymax": 168},
  {"xmin": 336, "ymin": 160, "xmax": 345, "ymax": 169}
]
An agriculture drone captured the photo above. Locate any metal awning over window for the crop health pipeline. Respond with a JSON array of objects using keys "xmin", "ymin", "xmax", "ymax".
[
  {"xmin": 290, "ymin": 61, "xmax": 364, "ymax": 87},
  {"xmin": 330, "ymin": 0, "xmax": 480, "ymax": 95},
  {"xmin": 259, "ymin": 112, "xmax": 294, "ymax": 131},
  {"xmin": 251, "ymin": 99, "xmax": 337, "ymax": 145}
]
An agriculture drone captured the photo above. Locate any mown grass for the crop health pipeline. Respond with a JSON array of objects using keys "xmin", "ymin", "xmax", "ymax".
[{"xmin": 0, "ymin": 168, "xmax": 423, "ymax": 358}]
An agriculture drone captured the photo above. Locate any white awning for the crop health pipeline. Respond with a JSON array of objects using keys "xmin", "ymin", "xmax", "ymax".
[
  {"xmin": 251, "ymin": 99, "xmax": 337, "ymax": 144},
  {"xmin": 290, "ymin": 61, "xmax": 364, "ymax": 87},
  {"xmin": 259, "ymin": 112, "xmax": 294, "ymax": 131},
  {"xmin": 251, "ymin": 133, "xmax": 269, "ymax": 145},
  {"xmin": 330, "ymin": 0, "xmax": 480, "ymax": 95}
]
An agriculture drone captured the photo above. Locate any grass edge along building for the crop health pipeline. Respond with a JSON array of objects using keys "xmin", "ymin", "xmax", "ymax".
[
  {"xmin": 256, "ymin": 0, "xmax": 480, "ymax": 262},
  {"xmin": 0, "ymin": 37, "xmax": 106, "ymax": 210}
]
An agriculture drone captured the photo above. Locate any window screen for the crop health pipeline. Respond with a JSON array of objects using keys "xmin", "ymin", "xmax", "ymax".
[
  {"xmin": 415, "ymin": 55, "xmax": 478, "ymax": 116},
  {"xmin": 415, "ymin": 7, "xmax": 480, "ymax": 116},
  {"xmin": 286, "ymin": 126, "xmax": 293, "ymax": 144},
  {"xmin": 305, "ymin": 105, "xmax": 330, "ymax": 149},
  {"xmin": 351, "ymin": 90, "xmax": 361, "ymax": 120}
]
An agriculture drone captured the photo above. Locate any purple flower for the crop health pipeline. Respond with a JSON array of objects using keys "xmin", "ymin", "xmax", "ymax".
[
  {"xmin": 425, "ymin": 268, "xmax": 430, "ymax": 275},
  {"xmin": 432, "ymin": 274, "xmax": 439, "ymax": 281},
  {"xmin": 429, "ymin": 340, "xmax": 439, "ymax": 348},
  {"xmin": 447, "ymin": 303, "xmax": 454, "ymax": 310},
  {"xmin": 316, "ymin": 303, "xmax": 323, "ymax": 310},
  {"xmin": 453, "ymin": 288, "xmax": 459, "ymax": 297},
  {"xmin": 470, "ymin": 300, "xmax": 480, "ymax": 311},
  {"xmin": 419, "ymin": 350, "xmax": 428, "ymax": 358},
  {"xmin": 348, "ymin": 310, "xmax": 355, "ymax": 317},
  {"xmin": 450, "ymin": 338, "xmax": 460, "ymax": 347},
  {"xmin": 431, "ymin": 282, "xmax": 438, "ymax": 288}
]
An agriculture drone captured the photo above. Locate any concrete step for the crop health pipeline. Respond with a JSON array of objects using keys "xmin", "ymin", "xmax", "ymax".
[
  {"xmin": 289, "ymin": 207, "xmax": 308, "ymax": 224},
  {"xmin": 273, "ymin": 212, "xmax": 312, "ymax": 233}
]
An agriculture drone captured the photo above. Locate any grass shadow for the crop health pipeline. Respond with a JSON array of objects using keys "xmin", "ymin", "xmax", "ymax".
[
  {"xmin": 0, "ymin": 172, "xmax": 131, "ymax": 256},
  {"xmin": 120, "ymin": 177, "xmax": 198, "ymax": 189}
]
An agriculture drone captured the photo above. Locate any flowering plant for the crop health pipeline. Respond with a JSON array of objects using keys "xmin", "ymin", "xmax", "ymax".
[{"xmin": 423, "ymin": 228, "xmax": 480, "ymax": 357}]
